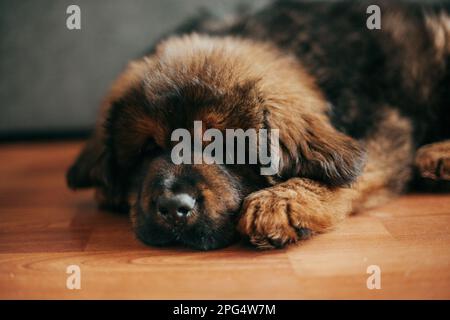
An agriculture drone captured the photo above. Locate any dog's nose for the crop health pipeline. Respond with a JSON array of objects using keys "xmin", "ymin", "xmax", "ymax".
[{"xmin": 157, "ymin": 193, "xmax": 196, "ymax": 221}]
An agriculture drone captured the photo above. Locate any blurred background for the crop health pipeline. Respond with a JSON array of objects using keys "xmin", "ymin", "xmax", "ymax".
[
  {"xmin": 0, "ymin": 0, "xmax": 440, "ymax": 140},
  {"xmin": 0, "ymin": 0, "xmax": 269, "ymax": 139}
]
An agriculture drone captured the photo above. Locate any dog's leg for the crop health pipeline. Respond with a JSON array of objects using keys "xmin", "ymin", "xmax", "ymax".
[
  {"xmin": 239, "ymin": 109, "xmax": 414, "ymax": 249},
  {"xmin": 238, "ymin": 177, "xmax": 356, "ymax": 248},
  {"xmin": 415, "ymin": 140, "xmax": 450, "ymax": 180}
]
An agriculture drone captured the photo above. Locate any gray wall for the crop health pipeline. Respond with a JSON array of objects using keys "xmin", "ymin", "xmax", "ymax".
[
  {"xmin": 0, "ymin": 0, "xmax": 436, "ymax": 137},
  {"xmin": 0, "ymin": 0, "xmax": 268, "ymax": 136}
]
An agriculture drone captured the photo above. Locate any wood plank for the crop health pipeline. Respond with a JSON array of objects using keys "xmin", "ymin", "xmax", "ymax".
[{"xmin": 0, "ymin": 142, "xmax": 449, "ymax": 299}]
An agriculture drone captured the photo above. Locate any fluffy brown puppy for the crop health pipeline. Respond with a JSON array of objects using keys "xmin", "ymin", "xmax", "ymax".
[{"xmin": 67, "ymin": 1, "xmax": 450, "ymax": 250}]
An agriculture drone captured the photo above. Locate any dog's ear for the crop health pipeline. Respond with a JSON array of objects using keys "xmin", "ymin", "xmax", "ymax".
[
  {"xmin": 271, "ymin": 112, "xmax": 366, "ymax": 187},
  {"xmin": 67, "ymin": 59, "xmax": 152, "ymax": 190},
  {"xmin": 66, "ymin": 132, "xmax": 131, "ymax": 212},
  {"xmin": 65, "ymin": 100, "xmax": 146, "ymax": 213},
  {"xmin": 67, "ymin": 93, "xmax": 158, "ymax": 189},
  {"xmin": 66, "ymin": 96, "xmax": 152, "ymax": 213},
  {"xmin": 105, "ymin": 87, "xmax": 167, "ymax": 171},
  {"xmin": 66, "ymin": 132, "xmax": 112, "ymax": 189}
]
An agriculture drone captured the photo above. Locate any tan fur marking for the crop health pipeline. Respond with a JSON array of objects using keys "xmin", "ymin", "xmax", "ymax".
[
  {"xmin": 352, "ymin": 109, "xmax": 414, "ymax": 210},
  {"xmin": 426, "ymin": 12, "xmax": 450, "ymax": 58},
  {"xmin": 415, "ymin": 140, "xmax": 450, "ymax": 180}
]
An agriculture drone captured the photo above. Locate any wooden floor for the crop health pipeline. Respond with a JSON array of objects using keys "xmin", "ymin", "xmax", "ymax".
[{"xmin": 0, "ymin": 141, "xmax": 449, "ymax": 299}]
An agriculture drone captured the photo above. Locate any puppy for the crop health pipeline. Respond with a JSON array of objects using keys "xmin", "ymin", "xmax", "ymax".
[{"xmin": 67, "ymin": 1, "xmax": 450, "ymax": 250}]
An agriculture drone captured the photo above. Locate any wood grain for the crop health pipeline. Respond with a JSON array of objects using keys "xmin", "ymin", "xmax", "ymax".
[{"xmin": 0, "ymin": 142, "xmax": 449, "ymax": 299}]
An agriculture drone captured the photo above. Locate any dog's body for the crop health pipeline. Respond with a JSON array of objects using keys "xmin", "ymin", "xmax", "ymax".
[{"xmin": 67, "ymin": 1, "xmax": 450, "ymax": 250}]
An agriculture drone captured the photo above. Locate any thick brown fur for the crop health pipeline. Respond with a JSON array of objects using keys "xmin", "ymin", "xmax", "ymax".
[{"xmin": 67, "ymin": 1, "xmax": 450, "ymax": 250}]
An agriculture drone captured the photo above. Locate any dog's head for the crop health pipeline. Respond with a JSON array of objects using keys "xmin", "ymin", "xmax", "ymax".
[{"xmin": 67, "ymin": 34, "xmax": 365, "ymax": 250}]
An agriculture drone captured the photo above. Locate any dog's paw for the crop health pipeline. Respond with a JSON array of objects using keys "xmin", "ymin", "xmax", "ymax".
[
  {"xmin": 415, "ymin": 141, "xmax": 450, "ymax": 180},
  {"xmin": 238, "ymin": 187, "xmax": 311, "ymax": 249}
]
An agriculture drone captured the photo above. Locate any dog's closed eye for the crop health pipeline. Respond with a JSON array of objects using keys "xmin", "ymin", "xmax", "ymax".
[{"xmin": 140, "ymin": 138, "xmax": 162, "ymax": 156}]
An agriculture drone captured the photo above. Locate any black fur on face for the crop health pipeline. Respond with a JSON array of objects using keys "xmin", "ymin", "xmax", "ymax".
[{"xmin": 131, "ymin": 156, "xmax": 265, "ymax": 250}]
